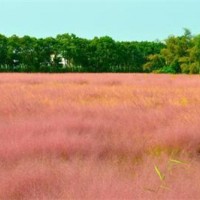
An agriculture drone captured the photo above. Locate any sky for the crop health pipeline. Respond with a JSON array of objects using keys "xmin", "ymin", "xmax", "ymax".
[{"xmin": 0, "ymin": 0, "xmax": 200, "ymax": 42}]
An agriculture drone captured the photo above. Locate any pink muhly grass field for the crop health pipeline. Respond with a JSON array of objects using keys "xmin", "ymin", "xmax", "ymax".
[{"xmin": 0, "ymin": 73, "xmax": 200, "ymax": 199}]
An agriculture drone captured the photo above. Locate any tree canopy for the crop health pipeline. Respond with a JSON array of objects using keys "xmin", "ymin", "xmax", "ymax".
[
  {"xmin": 144, "ymin": 29, "xmax": 200, "ymax": 74},
  {"xmin": 0, "ymin": 30, "xmax": 200, "ymax": 73}
]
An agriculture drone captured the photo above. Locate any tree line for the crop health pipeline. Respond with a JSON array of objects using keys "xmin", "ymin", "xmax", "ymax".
[{"xmin": 0, "ymin": 29, "xmax": 200, "ymax": 73}]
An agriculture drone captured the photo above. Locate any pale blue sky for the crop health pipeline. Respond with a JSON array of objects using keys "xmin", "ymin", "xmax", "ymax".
[{"xmin": 0, "ymin": 0, "xmax": 199, "ymax": 41}]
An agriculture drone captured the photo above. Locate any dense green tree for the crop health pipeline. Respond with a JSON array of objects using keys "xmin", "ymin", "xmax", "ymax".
[
  {"xmin": 143, "ymin": 54, "xmax": 165, "ymax": 72},
  {"xmin": 6, "ymin": 35, "xmax": 22, "ymax": 70},
  {"xmin": 56, "ymin": 34, "xmax": 78, "ymax": 67},
  {"xmin": 0, "ymin": 34, "xmax": 8, "ymax": 66},
  {"xmin": 19, "ymin": 36, "xmax": 38, "ymax": 71},
  {"xmin": 143, "ymin": 29, "xmax": 200, "ymax": 74},
  {"xmin": 187, "ymin": 34, "xmax": 200, "ymax": 73},
  {"xmin": 88, "ymin": 36, "xmax": 117, "ymax": 72}
]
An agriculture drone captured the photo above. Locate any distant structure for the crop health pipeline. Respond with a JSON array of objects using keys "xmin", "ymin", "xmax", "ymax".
[
  {"xmin": 50, "ymin": 54, "xmax": 68, "ymax": 67},
  {"xmin": 50, "ymin": 54, "xmax": 56, "ymax": 63}
]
